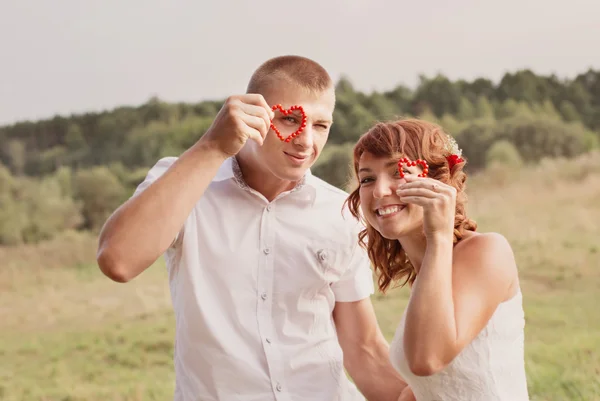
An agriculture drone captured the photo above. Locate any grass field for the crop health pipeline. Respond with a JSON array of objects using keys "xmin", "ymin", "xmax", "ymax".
[{"xmin": 1, "ymin": 152, "xmax": 599, "ymax": 401}]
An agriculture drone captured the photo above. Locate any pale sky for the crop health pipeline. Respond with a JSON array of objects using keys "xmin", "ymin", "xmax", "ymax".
[{"xmin": 1, "ymin": 0, "xmax": 598, "ymax": 125}]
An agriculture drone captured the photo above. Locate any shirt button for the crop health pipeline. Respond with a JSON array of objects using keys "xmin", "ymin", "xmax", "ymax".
[
  {"xmin": 261, "ymin": 292, "xmax": 267, "ymax": 300},
  {"xmin": 266, "ymin": 204, "xmax": 272, "ymax": 212},
  {"xmin": 266, "ymin": 338, "xmax": 271, "ymax": 343},
  {"xmin": 264, "ymin": 248, "xmax": 270, "ymax": 254},
  {"xmin": 317, "ymin": 249, "xmax": 327, "ymax": 261},
  {"xmin": 276, "ymin": 383, "xmax": 282, "ymax": 392}
]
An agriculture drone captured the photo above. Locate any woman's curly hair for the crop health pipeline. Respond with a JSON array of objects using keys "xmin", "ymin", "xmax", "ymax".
[{"xmin": 345, "ymin": 118, "xmax": 477, "ymax": 293}]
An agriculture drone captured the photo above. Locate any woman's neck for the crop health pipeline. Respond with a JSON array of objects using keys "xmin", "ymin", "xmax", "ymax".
[{"xmin": 398, "ymin": 232, "xmax": 428, "ymax": 275}]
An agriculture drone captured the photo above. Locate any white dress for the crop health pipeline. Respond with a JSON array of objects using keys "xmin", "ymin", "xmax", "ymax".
[{"xmin": 389, "ymin": 290, "xmax": 530, "ymax": 401}]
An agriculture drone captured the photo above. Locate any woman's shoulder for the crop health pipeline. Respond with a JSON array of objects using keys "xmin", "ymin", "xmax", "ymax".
[
  {"xmin": 457, "ymin": 231, "xmax": 513, "ymax": 252},
  {"xmin": 453, "ymin": 231, "xmax": 520, "ymax": 300}
]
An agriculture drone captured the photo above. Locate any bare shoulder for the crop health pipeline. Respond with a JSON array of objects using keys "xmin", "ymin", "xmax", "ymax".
[
  {"xmin": 456, "ymin": 231, "xmax": 515, "ymax": 260},
  {"xmin": 453, "ymin": 231, "xmax": 519, "ymax": 301}
]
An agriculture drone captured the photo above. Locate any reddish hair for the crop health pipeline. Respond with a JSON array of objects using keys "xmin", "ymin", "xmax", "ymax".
[
  {"xmin": 345, "ymin": 119, "xmax": 477, "ymax": 293},
  {"xmin": 246, "ymin": 55, "xmax": 333, "ymax": 95}
]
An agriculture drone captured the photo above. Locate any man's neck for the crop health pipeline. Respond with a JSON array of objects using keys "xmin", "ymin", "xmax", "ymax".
[{"xmin": 234, "ymin": 155, "xmax": 300, "ymax": 202}]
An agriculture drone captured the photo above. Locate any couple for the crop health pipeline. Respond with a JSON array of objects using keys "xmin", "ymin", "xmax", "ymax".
[{"xmin": 97, "ymin": 55, "xmax": 529, "ymax": 401}]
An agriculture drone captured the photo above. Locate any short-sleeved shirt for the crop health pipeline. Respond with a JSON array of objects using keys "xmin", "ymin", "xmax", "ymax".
[{"xmin": 134, "ymin": 156, "xmax": 375, "ymax": 401}]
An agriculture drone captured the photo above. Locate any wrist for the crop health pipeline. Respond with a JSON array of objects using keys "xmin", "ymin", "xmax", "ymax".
[
  {"xmin": 191, "ymin": 136, "xmax": 231, "ymax": 161},
  {"xmin": 426, "ymin": 231, "xmax": 455, "ymax": 246}
]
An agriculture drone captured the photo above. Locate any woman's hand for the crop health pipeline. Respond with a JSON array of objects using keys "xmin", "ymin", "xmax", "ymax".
[
  {"xmin": 396, "ymin": 175, "xmax": 456, "ymax": 241},
  {"xmin": 398, "ymin": 386, "xmax": 416, "ymax": 401}
]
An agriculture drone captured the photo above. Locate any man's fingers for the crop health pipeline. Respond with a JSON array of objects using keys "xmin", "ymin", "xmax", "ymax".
[
  {"xmin": 239, "ymin": 103, "xmax": 272, "ymax": 135},
  {"xmin": 244, "ymin": 126, "xmax": 264, "ymax": 146},
  {"xmin": 240, "ymin": 94, "xmax": 274, "ymax": 119},
  {"xmin": 240, "ymin": 114, "xmax": 269, "ymax": 139}
]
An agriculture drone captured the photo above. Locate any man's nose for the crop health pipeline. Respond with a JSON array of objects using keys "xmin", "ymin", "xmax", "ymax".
[{"xmin": 293, "ymin": 124, "xmax": 314, "ymax": 149}]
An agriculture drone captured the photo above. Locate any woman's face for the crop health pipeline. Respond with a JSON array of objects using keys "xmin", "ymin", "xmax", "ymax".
[{"xmin": 357, "ymin": 151, "xmax": 425, "ymax": 240}]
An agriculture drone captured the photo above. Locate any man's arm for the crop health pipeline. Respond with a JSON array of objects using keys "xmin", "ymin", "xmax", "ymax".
[
  {"xmin": 97, "ymin": 94, "xmax": 273, "ymax": 283},
  {"xmin": 97, "ymin": 142, "xmax": 226, "ymax": 282},
  {"xmin": 333, "ymin": 298, "xmax": 408, "ymax": 401}
]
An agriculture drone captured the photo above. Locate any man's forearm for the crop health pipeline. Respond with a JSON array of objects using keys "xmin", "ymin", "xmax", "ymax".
[
  {"xmin": 97, "ymin": 139, "xmax": 228, "ymax": 282},
  {"xmin": 347, "ymin": 336, "xmax": 408, "ymax": 401}
]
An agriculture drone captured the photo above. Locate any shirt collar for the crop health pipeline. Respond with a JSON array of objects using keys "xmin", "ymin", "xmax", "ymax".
[{"xmin": 214, "ymin": 156, "xmax": 317, "ymax": 202}]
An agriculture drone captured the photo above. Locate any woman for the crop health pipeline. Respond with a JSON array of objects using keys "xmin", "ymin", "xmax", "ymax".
[{"xmin": 345, "ymin": 119, "xmax": 530, "ymax": 401}]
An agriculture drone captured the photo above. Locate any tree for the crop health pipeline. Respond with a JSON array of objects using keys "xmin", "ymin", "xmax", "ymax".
[
  {"xmin": 485, "ymin": 140, "xmax": 523, "ymax": 169},
  {"xmin": 475, "ymin": 96, "xmax": 495, "ymax": 120},
  {"xmin": 74, "ymin": 167, "xmax": 126, "ymax": 231},
  {"xmin": 412, "ymin": 74, "xmax": 462, "ymax": 117}
]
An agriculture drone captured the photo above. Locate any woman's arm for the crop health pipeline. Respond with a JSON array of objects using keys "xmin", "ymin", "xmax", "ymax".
[
  {"xmin": 396, "ymin": 175, "xmax": 518, "ymax": 376},
  {"xmin": 403, "ymin": 232, "xmax": 517, "ymax": 376}
]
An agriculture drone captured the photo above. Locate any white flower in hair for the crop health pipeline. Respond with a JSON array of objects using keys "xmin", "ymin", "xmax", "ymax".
[
  {"xmin": 445, "ymin": 134, "xmax": 462, "ymax": 157},
  {"xmin": 445, "ymin": 134, "xmax": 464, "ymax": 168}
]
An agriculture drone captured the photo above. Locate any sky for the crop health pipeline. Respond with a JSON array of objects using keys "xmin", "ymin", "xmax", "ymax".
[{"xmin": 1, "ymin": 0, "xmax": 599, "ymax": 125}]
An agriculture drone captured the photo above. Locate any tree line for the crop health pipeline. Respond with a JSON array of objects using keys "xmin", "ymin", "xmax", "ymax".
[{"xmin": 0, "ymin": 68, "xmax": 599, "ymax": 245}]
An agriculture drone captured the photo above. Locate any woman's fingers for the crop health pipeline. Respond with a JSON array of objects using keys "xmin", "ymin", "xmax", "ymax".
[
  {"xmin": 396, "ymin": 187, "xmax": 439, "ymax": 199},
  {"xmin": 400, "ymin": 176, "xmax": 455, "ymax": 197},
  {"xmin": 397, "ymin": 196, "xmax": 435, "ymax": 207}
]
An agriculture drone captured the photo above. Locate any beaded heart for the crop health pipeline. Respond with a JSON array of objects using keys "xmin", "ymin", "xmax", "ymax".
[
  {"xmin": 270, "ymin": 104, "xmax": 307, "ymax": 142},
  {"xmin": 397, "ymin": 157, "xmax": 429, "ymax": 178}
]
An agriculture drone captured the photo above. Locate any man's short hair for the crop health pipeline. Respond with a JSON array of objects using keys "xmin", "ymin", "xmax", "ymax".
[{"xmin": 246, "ymin": 55, "xmax": 333, "ymax": 95}]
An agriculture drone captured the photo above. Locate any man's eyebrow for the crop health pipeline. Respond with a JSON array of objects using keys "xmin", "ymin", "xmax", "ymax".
[{"xmin": 288, "ymin": 111, "xmax": 331, "ymax": 124}]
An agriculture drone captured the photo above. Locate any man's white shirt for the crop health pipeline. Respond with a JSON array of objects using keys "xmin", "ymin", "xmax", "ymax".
[{"xmin": 134, "ymin": 156, "xmax": 375, "ymax": 401}]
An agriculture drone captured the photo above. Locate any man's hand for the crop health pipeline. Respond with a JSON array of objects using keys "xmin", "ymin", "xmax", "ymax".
[
  {"xmin": 398, "ymin": 386, "xmax": 416, "ymax": 401},
  {"xmin": 201, "ymin": 94, "xmax": 275, "ymax": 157}
]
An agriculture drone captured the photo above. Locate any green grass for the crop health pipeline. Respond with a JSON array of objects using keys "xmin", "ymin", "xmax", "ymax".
[
  {"xmin": 1, "ymin": 310, "xmax": 176, "ymax": 401},
  {"xmin": 0, "ymin": 260, "xmax": 176, "ymax": 401},
  {"xmin": 1, "ymin": 153, "xmax": 599, "ymax": 400}
]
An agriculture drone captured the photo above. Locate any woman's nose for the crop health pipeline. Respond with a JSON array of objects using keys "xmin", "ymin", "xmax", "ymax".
[{"xmin": 373, "ymin": 178, "xmax": 394, "ymax": 199}]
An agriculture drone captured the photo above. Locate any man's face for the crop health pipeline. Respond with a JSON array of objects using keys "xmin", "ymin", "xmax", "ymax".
[{"xmin": 247, "ymin": 80, "xmax": 335, "ymax": 183}]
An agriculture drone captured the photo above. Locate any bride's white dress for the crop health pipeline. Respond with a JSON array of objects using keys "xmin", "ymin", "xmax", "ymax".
[{"xmin": 389, "ymin": 290, "xmax": 530, "ymax": 401}]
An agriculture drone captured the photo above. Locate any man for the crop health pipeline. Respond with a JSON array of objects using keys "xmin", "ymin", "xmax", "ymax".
[{"xmin": 97, "ymin": 55, "xmax": 410, "ymax": 400}]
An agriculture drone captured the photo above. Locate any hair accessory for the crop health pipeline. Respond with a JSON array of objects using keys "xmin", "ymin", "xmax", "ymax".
[
  {"xmin": 445, "ymin": 135, "xmax": 464, "ymax": 169},
  {"xmin": 270, "ymin": 104, "xmax": 307, "ymax": 142},
  {"xmin": 397, "ymin": 157, "xmax": 429, "ymax": 178}
]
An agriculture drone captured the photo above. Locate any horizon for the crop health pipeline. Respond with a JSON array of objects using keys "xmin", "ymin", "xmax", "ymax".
[
  {"xmin": 1, "ymin": 65, "xmax": 597, "ymax": 127},
  {"xmin": 2, "ymin": 0, "xmax": 599, "ymax": 126}
]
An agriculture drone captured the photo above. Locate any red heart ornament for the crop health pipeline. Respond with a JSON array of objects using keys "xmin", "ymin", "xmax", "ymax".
[
  {"xmin": 270, "ymin": 104, "xmax": 307, "ymax": 142},
  {"xmin": 397, "ymin": 157, "xmax": 429, "ymax": 178}
]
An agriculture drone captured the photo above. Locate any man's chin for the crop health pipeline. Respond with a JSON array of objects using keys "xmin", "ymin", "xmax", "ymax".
[
  {"xmin": 273, "ymin": 160, "xmax": 312, "ymax": 177},
  {"xmin": 278, "ymin": 170, "xmax": 307, "ymax": 183}
]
